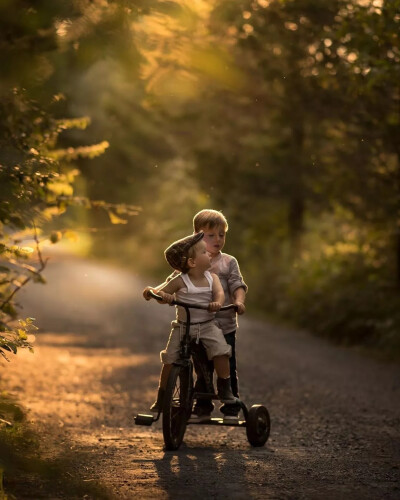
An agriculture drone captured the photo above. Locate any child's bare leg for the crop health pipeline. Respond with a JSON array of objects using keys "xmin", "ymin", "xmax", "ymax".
[
  {"xmin": 213, "ymin": 355, "xmax": 230, "ymax": 378},
  {"xmin": 159, "ymin": 363, "xmax": 172, "ymax": 389},
  {"xmin": 150, "ymin": 363, "xmax": 172, "ymax": 412}
]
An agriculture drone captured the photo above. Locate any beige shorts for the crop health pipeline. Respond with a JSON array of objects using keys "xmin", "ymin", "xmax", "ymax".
[{"xmin": 160, "ymin": 320, "xmax": 232, "ymax": 364}]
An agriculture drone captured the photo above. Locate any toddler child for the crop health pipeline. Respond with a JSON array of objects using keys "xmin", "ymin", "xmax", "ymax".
[{"xmin": 144, "ymin": 232, "xmax": 238, "ymax": 412}]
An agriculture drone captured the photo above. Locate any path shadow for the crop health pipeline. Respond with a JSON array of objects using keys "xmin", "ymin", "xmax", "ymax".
[
  {"xmin": 152, "ymin": 445, "xmax": 257, "ymax": 499},
  {"xmin": 0, "ymin": 394, "xmax": 113, "ymax": 500}
]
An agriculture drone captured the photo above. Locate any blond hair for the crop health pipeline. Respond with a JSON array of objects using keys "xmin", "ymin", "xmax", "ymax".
[{"xmin": 193, "ymin": 209, "xmax": 229, "ymax": 233}]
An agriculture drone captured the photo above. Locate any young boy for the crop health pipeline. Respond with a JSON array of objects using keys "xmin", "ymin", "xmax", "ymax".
[
  {"xmin": 144, "ymin": 209, "xmax": 247, "ymax": 420},
  {"xmin": 144, "ymin": 232, "xmax": 238, "ymax": 412},
  {"xmin": 191, "ymin": 209, "xmax": 247, "ymax": 420}
]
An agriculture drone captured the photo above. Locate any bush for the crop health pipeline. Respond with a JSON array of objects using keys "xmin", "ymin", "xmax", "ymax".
[{"xmin": 246, "ymin": 237, "xmax": 400, "ymax": 355}]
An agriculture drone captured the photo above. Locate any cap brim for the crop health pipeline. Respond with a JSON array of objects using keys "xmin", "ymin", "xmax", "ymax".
[{"xmin": 192, "ymin": 231, "xmax": 204, "ymax": 245}]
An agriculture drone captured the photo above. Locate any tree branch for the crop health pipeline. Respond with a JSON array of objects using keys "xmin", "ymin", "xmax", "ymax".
[{"xmin": 0, "ymin": 224, "xmax": 48, "ymax": 313}]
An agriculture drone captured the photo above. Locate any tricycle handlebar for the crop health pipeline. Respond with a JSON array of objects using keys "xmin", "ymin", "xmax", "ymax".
[{"xmin": 148, "ymin": 290, "xmax": 238, "ymax": 312}]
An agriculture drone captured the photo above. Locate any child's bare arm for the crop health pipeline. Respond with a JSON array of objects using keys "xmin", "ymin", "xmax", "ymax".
[
  {"xmin": 233, "ymin": 287, "xmax": 246, "ymax": 315},
  {"xmin": 156, "ymin": 276, "xmax": 184, "ymax": 304},
  {"xmin": 209, "ymin": 273, "xmax": 224, "ymax": 311},
  {"xmin": 142, "ymin": 271, "xmax": 179, "ymax": 300}
]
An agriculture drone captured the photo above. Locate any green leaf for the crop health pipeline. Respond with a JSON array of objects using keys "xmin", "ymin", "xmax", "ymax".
[
  {"xmin": 18, "ymin": 329, "xmax": 27, "ymax": 340},
  {"xmin": 32, "ymin": 274, "xmax": 46, "ymax": 284}
]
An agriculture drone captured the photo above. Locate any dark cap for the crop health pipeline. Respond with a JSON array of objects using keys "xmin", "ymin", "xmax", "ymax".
[{"xmin": 164, "ymin": 232, "xmax": 204, "ymax": 272}]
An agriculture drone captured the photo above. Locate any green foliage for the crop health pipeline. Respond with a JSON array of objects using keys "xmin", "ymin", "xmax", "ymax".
[
  {"xmin": 0, "ymin": 319, "xmax": 37, "ymax": 362},
  {"xmin": 139, "ymin": 0, "xmax": 400, "ymax": 351},
  {"xmin": 244, "ymin": 212, "xmax": 400, "ymax": 354},
  {"xmin": 0, "ymin": 2, "xmax": 145, "ymax": 360},
  {"xmin": 274, "ymin": 254, "xmax": 400, "ymax": 352},
  {"xmin": 0, "ymin": 90, "xmax": 108, "ymax": 357}
]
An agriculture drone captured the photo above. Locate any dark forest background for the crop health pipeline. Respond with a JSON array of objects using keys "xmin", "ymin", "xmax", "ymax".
[{"xmin": 1, "ymin": 0, "xmax": 399, "ymax": 356}]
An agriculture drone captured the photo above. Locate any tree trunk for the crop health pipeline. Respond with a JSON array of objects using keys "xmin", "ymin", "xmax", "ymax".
[
  {"xmin": 288, "ymin": 120, "xmax": 305, "ymax": 249},
  {"xmin": 396, "ymin": 149, "xmax": 400, "ymax": 287}
]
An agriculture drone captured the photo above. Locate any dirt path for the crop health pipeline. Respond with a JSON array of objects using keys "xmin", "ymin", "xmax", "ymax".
[{"xmin": 2, "ymin": 255, "xmax": 400, "ymax": 499}]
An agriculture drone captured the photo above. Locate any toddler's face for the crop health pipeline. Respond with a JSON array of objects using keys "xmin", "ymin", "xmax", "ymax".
[
  {"xmin": 193, "ymin": 240, "xmax": 211, "ymax": 270},
  {"xmin": 200, "ymin": 225, "xmax": 226, "ymax": 257}
]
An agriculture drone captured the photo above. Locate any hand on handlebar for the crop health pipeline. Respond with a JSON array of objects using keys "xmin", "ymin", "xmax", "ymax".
[
  {"xmin": 143, "ymin": 286, "xmax": 153, "ymax": 301},
  {"xmin": 158, "ymin": 291, "xmax": 174, "ymax": 304},
  {"xmin": 234, "ymin": 301, "xmax": 246, "ymax": 315},
  {"xmin": 143, "ymin": 287, "xmax": 172, "ymax": 304},
  {"xmin": 208, "ymin": 301, "xmax": 222, "ymax": 312}
]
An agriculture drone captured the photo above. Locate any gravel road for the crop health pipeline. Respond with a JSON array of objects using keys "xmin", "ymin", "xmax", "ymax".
[{"xmin": 3, "ymin": 254, "xmax": 400, "ymax": 499}]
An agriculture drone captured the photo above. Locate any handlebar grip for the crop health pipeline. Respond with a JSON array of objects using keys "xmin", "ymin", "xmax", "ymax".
[
  {"xmin": 148, "ymin": 290, "xmax": 167, "ymax": 301},
  {"xmin": 221, "ymin": 304, "xmax": 239, "ymax": 312}
]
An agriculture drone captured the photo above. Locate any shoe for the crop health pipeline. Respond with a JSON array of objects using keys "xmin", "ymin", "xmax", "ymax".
[
  {"xmin": 193, "ymin": 401, "xmax": 214, "ymax": 414},
  {"xmin": 189, "ymin": 412, "xmax": 211, "ymax": 423},
  {"xmin": 190, "ymin": 405, "xmax": 212, "ymax": 422},
  {"xmin": 221, "ymin": 403, "xmax": 240, "ymax": 423},
  {"xmin": 217, "ymin": 377, "xmax": 238, "ymax": 404},
  {"xmin": 223, "ymin": 414, "xmax": 239, "ymax": 424},
  {"xmin": 149, "ymin": 388, "xmax": 165, "ymax": 412}
]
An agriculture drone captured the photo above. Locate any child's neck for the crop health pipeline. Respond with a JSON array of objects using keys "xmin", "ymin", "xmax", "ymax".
[
  {"xmin": 209, "ymin": 250, "xmax": 221, "ymax": 260},
  {"xmin": 187, "ymin": 268, "xmax": 206, "ymax": 280}
]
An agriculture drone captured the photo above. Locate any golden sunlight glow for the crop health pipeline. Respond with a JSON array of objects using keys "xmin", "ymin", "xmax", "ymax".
[
  {"xmin": 48, "ymin": 179, "xmax": 74, "ymax": 196},
  {"xmin": 55, "ymin": 20, "xmax": 70, "ymax": 38},
  {"xmin": 243, "ymin": 23, "xmax": 254, "ymax": 34},
  {"xmin": 308, "ymin": 44, "xmax": 318, "ymax": 55},
  {"xmin": 354, "ymin": 0, "xmax": 383, "ymax": 13},
  {"xmin": 135, "ymin": 0, "xmax": 245, "ymax": 102},
  {"xmin": 20, "ymin": 246, "xmax": 34, "ymax": 254},
  {"xmin": 347, "ymin": 51, "xmax": 358, "ymax": 63},
  {"xmin": 9, "ymin": 245, "xmax": 34, "ymax": 255},
  {"xmin": 356, "ymin": 0, "xmax": 382, "ymax": 6},
  {"xmin": 257, "ymin": 0, "xmax": 271, "ymax": 7},
  {"xmin": 284, "ymin": 22, "xmax": 298, "ymax": 31}
]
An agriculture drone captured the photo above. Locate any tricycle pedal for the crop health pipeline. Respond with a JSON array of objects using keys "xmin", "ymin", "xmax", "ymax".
[{"xmin": 134, "ymin": 413, "xmax": 156, "ymax": 426}]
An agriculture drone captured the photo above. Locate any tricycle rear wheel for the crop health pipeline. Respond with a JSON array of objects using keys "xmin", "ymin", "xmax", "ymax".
[{"xmin": 246, "ymin": 404, "xmax": 270, "ymax": 447}]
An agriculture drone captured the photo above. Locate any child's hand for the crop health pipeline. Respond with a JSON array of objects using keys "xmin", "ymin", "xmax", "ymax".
[
  {"xmin": 208, "ymin": 301, "xmax": 222, "ymax": 312},
  {"xmin": 159, "ymin": 291, "xmax": 174, "ymax": 304},
  {"xmin": 143, "ymin": 286, "xmax": 153, "ymax": 301},
  {"xmin": 234, "ymin": 301, "xmax": 246, "ymax": 315}
]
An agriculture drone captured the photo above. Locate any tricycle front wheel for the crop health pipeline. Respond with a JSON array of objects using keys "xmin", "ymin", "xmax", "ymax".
[
  {"xmin": 246, "ymin": 404, "xmax": 270, "ymax": 447},
  {"xmin": 162, "ymin": 364, "xmax": 192, "ymax": 450}
]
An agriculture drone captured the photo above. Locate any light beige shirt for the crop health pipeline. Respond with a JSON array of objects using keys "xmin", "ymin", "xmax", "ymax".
[{"xmin": 210, "ymin": 252, "xmax": 247, "ymax": 334}]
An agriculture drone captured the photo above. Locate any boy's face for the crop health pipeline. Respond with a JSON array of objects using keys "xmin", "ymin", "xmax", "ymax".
[{"xmin": 200, "ymin": 224, "xmax": 226, "ymax": 257}]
